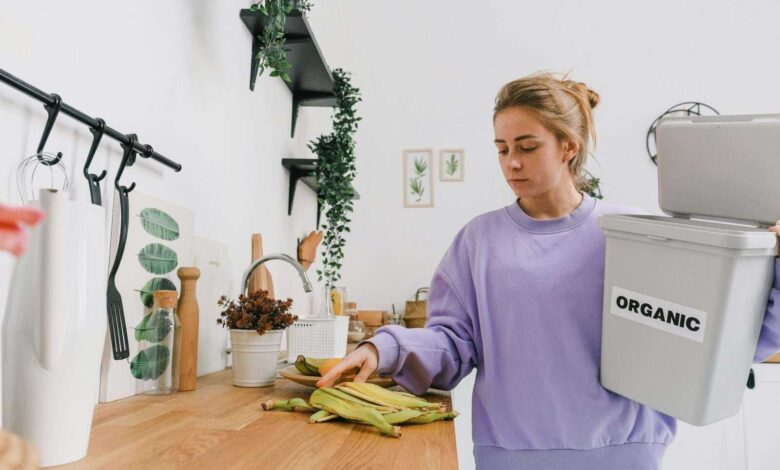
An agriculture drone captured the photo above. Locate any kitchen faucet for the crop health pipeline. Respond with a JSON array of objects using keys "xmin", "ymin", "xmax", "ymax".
[{"xmin": 241, "ymin": 253, "xmax": 313, "ymax": 295}]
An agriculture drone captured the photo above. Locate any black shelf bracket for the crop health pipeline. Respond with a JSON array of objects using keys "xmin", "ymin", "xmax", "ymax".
[
  {"xmin": 240, "ymin": 9, "xmax": 337, "ymax": 138},
  {"xmin": 282, "ymin": 158, "xmax": 359, "ymax": 227}
]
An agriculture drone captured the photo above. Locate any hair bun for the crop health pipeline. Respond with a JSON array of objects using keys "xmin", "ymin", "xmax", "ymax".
[{"xmin": 564, "ymin": 80, "xmax": 600, "ymax": 110}]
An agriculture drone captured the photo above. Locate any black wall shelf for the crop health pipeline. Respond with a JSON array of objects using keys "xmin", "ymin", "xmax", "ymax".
[
  {"xmin": 282, "ymin": 158, "xmax": 359, "ymax": 227},
  {"xmin": 240, "ymin": 9, "xmax": 337, "ymax": 138}
]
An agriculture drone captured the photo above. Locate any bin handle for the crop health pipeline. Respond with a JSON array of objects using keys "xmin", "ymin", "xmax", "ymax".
[{"xmin": 415, "ymin": 287, "xmax": 429, "ymax": 301}]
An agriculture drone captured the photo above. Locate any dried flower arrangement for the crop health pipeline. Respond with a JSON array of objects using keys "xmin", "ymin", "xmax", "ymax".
[{"xmin": 217, "ymin": 290, "xmax": 297, "ymax": 335}]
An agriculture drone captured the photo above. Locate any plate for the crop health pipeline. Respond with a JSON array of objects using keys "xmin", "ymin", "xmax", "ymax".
[{"xmin": 278, "ymin": 365, "xmax": 396, "ymax": 388}]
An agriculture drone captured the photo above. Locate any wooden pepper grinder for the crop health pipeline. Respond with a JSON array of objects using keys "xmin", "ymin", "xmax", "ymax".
[{"xmin": 177, "ymin": 267, "xmax": 200, "ymax": 391}]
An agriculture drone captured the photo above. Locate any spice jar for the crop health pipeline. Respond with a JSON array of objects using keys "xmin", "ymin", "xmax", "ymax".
[
  {"xmin": 131, "ymin": 290, "xmax": 181, "ymax": 395},
  {"xmin": 345, "ymin": 301, "xmax": 358, "ymax": 320}
]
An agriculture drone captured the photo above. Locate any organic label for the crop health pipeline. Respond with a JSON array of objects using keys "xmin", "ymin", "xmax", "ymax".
[{"xmin": 609, "ymin": 286, "xmax": 707, "ymax": 343}]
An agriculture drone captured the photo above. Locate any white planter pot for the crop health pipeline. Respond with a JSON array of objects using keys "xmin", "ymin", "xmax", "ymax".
[{"xmin": 230, "ymin": 329, "xmax": 283, "ymax": 387}]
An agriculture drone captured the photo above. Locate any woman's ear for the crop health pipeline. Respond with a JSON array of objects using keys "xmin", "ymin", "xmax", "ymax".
[{"xmin": 562, "ymin": 139, "xmax": 579, "ymax": 163}]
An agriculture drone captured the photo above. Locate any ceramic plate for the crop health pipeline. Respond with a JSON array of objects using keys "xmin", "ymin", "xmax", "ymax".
[{"xmin": 278, "ymin": 365, "xmax": 396, "ymax": 388}]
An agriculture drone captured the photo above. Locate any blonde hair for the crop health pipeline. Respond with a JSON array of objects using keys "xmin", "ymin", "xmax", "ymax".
[{"xmin": 493, "ymin": 70, "xmax": 600, "ymax": 190}]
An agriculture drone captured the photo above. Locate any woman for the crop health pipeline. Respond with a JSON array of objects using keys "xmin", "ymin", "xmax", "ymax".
[
  {"xmin": 0, "ymin": 204, "xmax": 43, "ymax": 256},
  {"xmin": 317, "ymin": 71, "xmax": 780, "ymax": 469}
]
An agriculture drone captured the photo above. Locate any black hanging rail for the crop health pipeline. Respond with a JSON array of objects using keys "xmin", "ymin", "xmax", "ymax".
[{"xmin": 0, "ymin": 68, "xmax": 182, "ymax": 172}]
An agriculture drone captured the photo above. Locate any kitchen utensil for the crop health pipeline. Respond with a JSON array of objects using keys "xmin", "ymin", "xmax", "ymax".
[
  {"xmin": 3, "ymin": 188, "xmax": 107, "ymax": 466},
  {"xmin": 177, "ymin": 267, "xmax": 200, "ymax": 391},
  {"xmin": 404, "ymin": 288, "xmax": 428, "ymax": 328},
  {"xmin": 249, "ymin": 233, "xmax": 274, "ymax": 297},
  {"xmin": 297, "ymin": 230, "xmax": 323, "ymax": 271},
  {"xmin": 16, "ymin": 152, "xmax": 69, "ymax": 205},
  {"xmin": 106, "ymin": 134, "xmax": 137, "ymax": 360},
  {"xmin": 278, "ymin": 365, "xmax": 395, "ymax": 388}
]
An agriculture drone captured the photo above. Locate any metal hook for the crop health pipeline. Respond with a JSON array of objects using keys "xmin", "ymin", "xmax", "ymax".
[
  {"xmin": 83, "ymin": 118, "xmax": 107, "ymax": 181},
  {"xmin": 37, "ymin": 93, "xmax": 63, "ymax": 166},
  {"xmin": 115, "ymin": 133, "xmax": 137, "ymax": 193}
]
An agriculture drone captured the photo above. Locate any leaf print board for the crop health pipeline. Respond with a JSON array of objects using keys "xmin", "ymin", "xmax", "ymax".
[
  {"xmin": 99, "ymin": 190, "xmax": 193, "ymax": 402},
  {"xmin": 403, "ymin": 148, "xmax": 434, "ymax": 208},
  {"xmin": 439, "ymin": 148, "xmax": 464, "ymax": 182}
]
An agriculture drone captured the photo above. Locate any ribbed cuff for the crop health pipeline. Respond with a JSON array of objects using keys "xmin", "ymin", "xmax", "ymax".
[{"xmin": 358, "ymin": 328, "xmax": 400, "ymax": 375}]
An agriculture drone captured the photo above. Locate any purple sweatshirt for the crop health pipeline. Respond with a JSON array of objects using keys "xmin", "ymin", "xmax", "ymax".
[{"xmin": 363, "ymin": 191, "xmax": 780, "ymax": 470}]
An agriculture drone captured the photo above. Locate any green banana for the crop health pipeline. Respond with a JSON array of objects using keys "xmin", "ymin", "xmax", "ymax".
[
  {"xmin": 382, "ymin": 409, "xmax": 425, "ymax": 424},
  {"xmin": 261, "ymin": 397, "xmax": 314, "ymax": 412},
  {"xmin": 336, "ymin": 382, "xmax": 442, "ymax": 410},
  {"xmin": 309, "ymin": 409, "xmax": 339, "ymax": 423},
  {"xmin": 320, "ymin": 387, "xmax": 397, "ymax": 413},
  {"xmin": 310, "ymin": 388, "xmax": 401, "ymax": 438},
  {"xmin": 295, "ymin": 355, "xmax": 327, "ymax": 376},
  {"xmin": 406, "ymin": 411, "xmax": 460, "ymax": 424}
]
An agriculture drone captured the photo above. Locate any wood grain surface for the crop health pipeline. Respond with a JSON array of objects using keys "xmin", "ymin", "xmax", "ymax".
[{"xmin": 51, "ymin": 369, "xmax": 457, "ymax": 470}]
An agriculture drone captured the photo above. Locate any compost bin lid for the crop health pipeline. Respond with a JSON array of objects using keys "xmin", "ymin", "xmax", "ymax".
[
  {"xmin": 598, "ymin": 214, "xmax": 777, "ymax": 251},
  {"xmin": 656, "ymin": 113, "xmax": 780, "ymax": 227}
]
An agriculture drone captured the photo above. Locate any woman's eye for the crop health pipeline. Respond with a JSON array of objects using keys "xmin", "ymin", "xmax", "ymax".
[
  {"xmin": 497, "ymin": 149, "xmax": 508, "ymax": 155},
  {"xmin": 520, "ymin": 147, "xmax": 537, "ymax": 152}
]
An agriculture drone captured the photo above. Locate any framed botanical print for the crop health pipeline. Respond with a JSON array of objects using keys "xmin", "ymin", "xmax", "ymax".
[
  {"xmin": 403, "ymin": 148, "xmax": 434, "ymax": 208},
  {"xmin": 439, "ymin": 148, "xmax": 464, "ymax": 181}
]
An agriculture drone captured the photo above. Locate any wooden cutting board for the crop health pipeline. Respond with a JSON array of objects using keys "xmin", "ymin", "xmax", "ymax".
[{"xmin": 249, "ymin": 233, "xmax": 274, "ymax": 298}]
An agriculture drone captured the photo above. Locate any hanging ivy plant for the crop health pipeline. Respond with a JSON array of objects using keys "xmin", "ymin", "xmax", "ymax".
[
  {"xmin": 250, "ymin": 0, "xmax": 313, "ymax": 83},
  {"xmin": 309, "ymin": 68, "xmax": 362, "ymax": 288}
]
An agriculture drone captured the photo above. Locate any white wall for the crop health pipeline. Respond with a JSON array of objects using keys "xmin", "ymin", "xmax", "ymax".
[{"xmin": 327, "ymin": 1, "xmax": 780, "ymax": 469}]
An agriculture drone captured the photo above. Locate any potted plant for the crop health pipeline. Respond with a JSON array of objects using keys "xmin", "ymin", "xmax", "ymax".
[
  {"xmin": 217, "ymin": 290, "xmax": 297, "ymax": 387},
  {"xmin": 249, "ymin": 0, "xmax": 313, "ymax": 83}
]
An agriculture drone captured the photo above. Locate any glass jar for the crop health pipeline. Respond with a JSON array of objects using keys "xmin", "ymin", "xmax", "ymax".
[
  {"xmin": 345, "ymin": 301, "xmax": 358, "ymax": 320},
  {"xmin": 131, "ymin": 290, "xmax": 180, "ymax": 395},
  {"xmin": 330, "ymin": 286, "xmax": 346, "ymax": 316},
  {"xmin": 348, "ymin": 320, "xmax": 366, "ymax": 343}
]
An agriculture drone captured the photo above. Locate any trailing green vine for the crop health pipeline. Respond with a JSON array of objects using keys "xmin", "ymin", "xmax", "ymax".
[
  {"xmin": 250, "ymin": 0, "xmax": 313, "ymax": 83},
  {"xmin": 309, "ymin": 69, "xmax": 362, "ymax": 288}
]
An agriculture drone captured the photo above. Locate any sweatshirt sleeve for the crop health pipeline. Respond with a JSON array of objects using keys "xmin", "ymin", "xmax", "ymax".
[
  {"xmin": 753, "ymin": 258, "xmax": 780, "ymax": 363},
  {"xmin": 359, "ymin": 242, "xmax": 478, "ymax": 395}
]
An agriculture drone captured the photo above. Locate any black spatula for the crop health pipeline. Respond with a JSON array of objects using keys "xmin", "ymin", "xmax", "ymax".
[{"xmin": 106, "ymin": 134, "xmax": 137, "ymax": 360}]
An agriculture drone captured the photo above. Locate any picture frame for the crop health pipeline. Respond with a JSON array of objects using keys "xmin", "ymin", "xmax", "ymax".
[
  {"xmin": 403, "ymin": 148, "xmax": 434, "ymax": 208},
  {"xmin": 439, "ymin": 148, "xmax": 465, "ymax": 182}
]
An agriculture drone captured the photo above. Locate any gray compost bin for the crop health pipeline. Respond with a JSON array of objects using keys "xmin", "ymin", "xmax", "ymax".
[{"xmin": 598, "ymin": 113, "xmax": 780, "ymax": 425}]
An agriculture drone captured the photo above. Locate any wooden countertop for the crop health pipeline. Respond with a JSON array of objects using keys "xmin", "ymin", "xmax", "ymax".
[{"xmin": 53, "ymin": 368, "xmax": 458, "ymax": 470}]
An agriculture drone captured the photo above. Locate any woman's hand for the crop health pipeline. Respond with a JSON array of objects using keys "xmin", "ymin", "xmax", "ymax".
[
  {"xmin": 316, "ymin": 343, "xmax": 379, "ymax": 388},
  {"xmin": 770, "ymin": 219, "xmax": 780, "ymax": 257},
  {"xmin": 0, "ymin": 205, "xmax": 44, "ymax": 256}
]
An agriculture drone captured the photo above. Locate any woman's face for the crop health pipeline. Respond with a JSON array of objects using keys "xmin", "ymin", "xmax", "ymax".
[{"xmin": 493, "ymin": 106, "xmax": 577, "ymax": 198}]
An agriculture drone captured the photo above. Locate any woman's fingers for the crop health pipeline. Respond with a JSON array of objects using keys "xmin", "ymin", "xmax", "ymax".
[
  {"xmin": 0, "ymin": 205, "xmax": 44, "ymax": 226},
  {"xmin": 0, "ymin": 222, "xmax": 26, "ymax": 256},
  {"xmin": 316, "ymin": 354, "xmax": 362, "ymax": 388},
  {"xmin": 353, "ymin": 363, "xmax": 375, "ymax": 383}
]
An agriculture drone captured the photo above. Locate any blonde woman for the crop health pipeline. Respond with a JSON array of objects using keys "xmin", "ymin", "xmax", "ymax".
[{"xmin": 318, "ymin": 72, "xmax": 780, "ymax": 469}]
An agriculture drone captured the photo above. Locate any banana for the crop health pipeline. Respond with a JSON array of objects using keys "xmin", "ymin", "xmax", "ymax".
[
  {"xmin": 295, "ymin": 355, "xmax": 328, "ymax": 376},
  {"xmin": 310, "ymin": 389, "xmax": 401, "ymax": 438},
  {"xmin": 381, "ymin": 409, "xmax": 425, "ymax": 424},
  {"xmin": 309, "ymin": 409, "xmax": 339, "ymax": 423},
  {"xmin": 320, "ymin": 387, "xmax": 398, "ymax": 413},
  {"xmin": 406, "ymin": 411, "xmax": 460, "ymax": 424},
  {"xmin": 261, "ymin": 397, "xmax": 314, "ymax": 412},
  {"xmin": 336, "ymin": 382, "xmax": 443, "ymax": 411}
]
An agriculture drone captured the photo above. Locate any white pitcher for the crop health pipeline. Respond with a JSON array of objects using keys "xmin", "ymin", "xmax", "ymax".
[{"xmin": 2, "ymin": 189, "xmax": 107, "ymax": 467}]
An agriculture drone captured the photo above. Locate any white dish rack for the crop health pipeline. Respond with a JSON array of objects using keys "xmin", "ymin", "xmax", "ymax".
[{"xmin": 286, "ymin": 316, "xmax": 349, "ymax": 361}]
